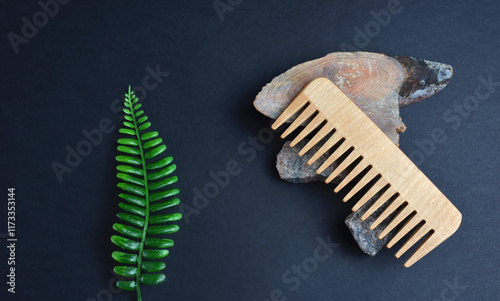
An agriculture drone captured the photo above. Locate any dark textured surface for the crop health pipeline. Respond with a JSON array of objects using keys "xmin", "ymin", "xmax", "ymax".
[
  {"xmin": 390, "ymin": 54, "xmax": 454, "ymax": 107},
  {"xmin": 1, "ymin": 1, "xmax": 499, "ymax": 300},
  {"xmin": 276, "ymin": 140, "xmax": 338, "ymax": 184}
]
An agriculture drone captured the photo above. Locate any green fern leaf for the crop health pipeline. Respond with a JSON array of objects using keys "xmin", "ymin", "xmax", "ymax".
[{"xmin": 111, "ymin": 86, "xmax": 182, "ymax": 301}]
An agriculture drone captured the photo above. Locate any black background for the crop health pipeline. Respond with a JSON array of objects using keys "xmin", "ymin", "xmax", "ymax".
[{"xmin": 1, "ymin": 1, "xmax": 499, "ymax": 300}]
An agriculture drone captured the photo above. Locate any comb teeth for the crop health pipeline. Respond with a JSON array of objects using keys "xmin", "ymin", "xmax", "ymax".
[
  {"xmin": 343, "ymin": 168, "xmax": 379, "ymax": 202},
  {"xmin": 370, "ymin": 197, "xmax": 405, "ymax": 230},
  {"xmin": 290, "ymin": 114, "xmax": 325, "ymax": 147},
  {"xmin": 403, "ymin": 231, "xmax": 442, "ymax": 268},
  {"xmin": 281, "ymin": 105, "xmax": 317, "ymax": 139},
  {"xmin": 308, "ymin": 131, "xmax": 341, "ymax": 165},
  {"xmin": 334, "ymin": 161, "xmax": 370, "ymax": 193},
  {"xmin": 272, "ymin": 94, "xmax": 309, "ymax": 131},
  {"xmin": 298, "ymin": 122, "xmax": 335, "ymax": 156},
  {"xmin": 361, "ymin": 186, "xmax": 398, "ymax": 221},
  {"xmin": 378, "ymin": 205, "xmax": 415, "ymax": 239},
  {"xmin": 271, "ymin": 77, "xmax": 462, "ymax": 267},
  {"xmin": 395, "ymin": 223, "xmax": 432, "ymax": 258},
  {"xmin": 317, "ymin": 141, "xmax": 353, "ymax": 174},
  {"xmin": 352, "ymin": 179, "xmax": 389, "ymax": 212}
]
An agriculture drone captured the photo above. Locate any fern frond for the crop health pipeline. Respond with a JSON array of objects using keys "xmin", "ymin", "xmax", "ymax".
[{"xmin": 111, "ymin": 86, "xmax": 182, "ymax": 301}]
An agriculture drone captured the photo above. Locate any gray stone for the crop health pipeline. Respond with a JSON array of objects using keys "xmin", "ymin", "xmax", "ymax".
[
  {"xmin": 277, "ymin": 140, "xmax": 336, "ymax": 184},
  {"xmin": 345, "ymin": 194, "xmax": 398, "ymax": 256}
]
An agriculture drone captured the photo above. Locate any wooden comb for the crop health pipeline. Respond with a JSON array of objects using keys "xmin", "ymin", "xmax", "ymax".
[{"xmin": 271, "ymin": 77, "xmax": 461, "ymax": 267}]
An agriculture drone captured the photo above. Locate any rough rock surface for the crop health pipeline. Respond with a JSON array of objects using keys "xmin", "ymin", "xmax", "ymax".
[
  {"xmin": 277, "ymin": 140, "xmax": 343, "ymax": 184},
  {"xmin": 389, "ymin": 54, "xmax": 453, "ymax": 107},
  {"xmin": 345, "ymin": 194, "xmax": 398, "ymax": 256}
]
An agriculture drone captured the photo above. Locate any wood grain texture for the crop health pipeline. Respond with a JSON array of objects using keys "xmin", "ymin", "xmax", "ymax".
[
  {"xmin": 272, "ymin": 78, "xmax": 462, "ymax": 268},
  {"xmin": 257, "ymin": 52, "xmax": 405, "ymax": 144},
  {"xmin": 255, "ymin": 52, "xmax": 453, "ymax": 146}
]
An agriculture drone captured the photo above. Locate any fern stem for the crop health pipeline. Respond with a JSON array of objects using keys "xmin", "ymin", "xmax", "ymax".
[{"xmin": 127, "ymin": 86, "xmax": 149, "ymax": 301}]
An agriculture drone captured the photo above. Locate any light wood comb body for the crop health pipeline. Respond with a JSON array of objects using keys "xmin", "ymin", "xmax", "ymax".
[{"xmin": 272, "ymin": 78, "xmax": 461, "ymax": 267}]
